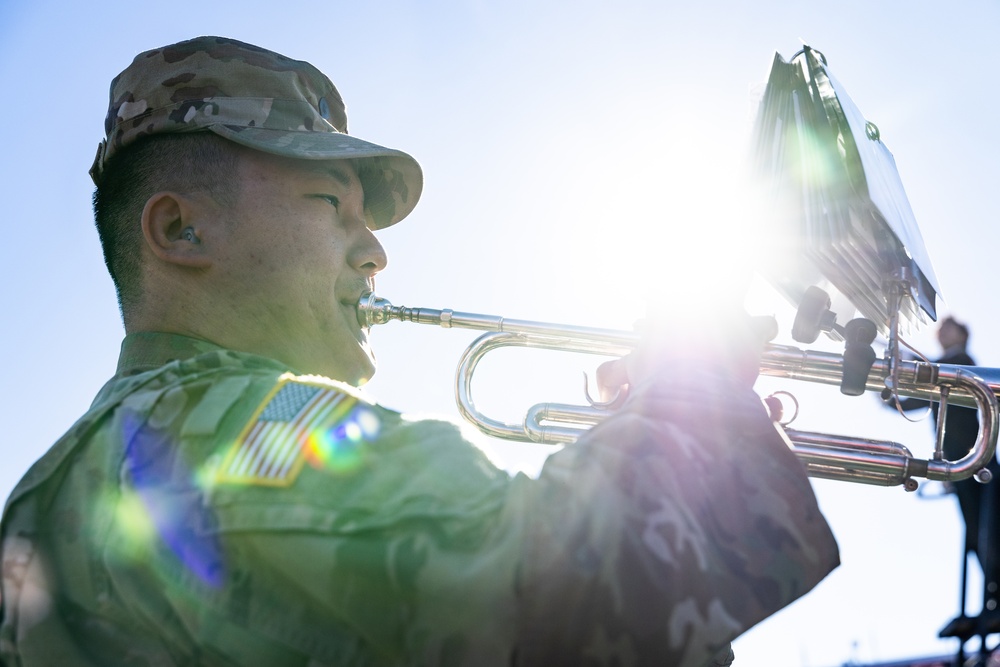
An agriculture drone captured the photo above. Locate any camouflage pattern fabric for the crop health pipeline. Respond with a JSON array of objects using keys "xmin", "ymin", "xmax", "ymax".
[
  {"xmin": 0, "ymin": 332, "xmax": 839, "ymax": 666},
  {"xmin": 89, "ymin": 36, "xmax": 422, "ymax": 229}
]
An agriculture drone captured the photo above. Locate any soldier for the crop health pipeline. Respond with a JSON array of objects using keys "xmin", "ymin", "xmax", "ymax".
[{"xmin": 0, "ymin": 36, "xmax": 839, "ymax": 666}]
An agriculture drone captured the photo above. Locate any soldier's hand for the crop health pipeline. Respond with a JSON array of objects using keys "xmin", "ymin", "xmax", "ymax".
[{"xmin": 596, "ymin": 310, "xmax": 777, "ymax": 402}]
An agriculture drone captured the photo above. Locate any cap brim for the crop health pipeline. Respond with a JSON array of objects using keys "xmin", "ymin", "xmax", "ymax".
[{"xmin": 208, "ymin": 124, "xmax": 423, "ymax": 229}]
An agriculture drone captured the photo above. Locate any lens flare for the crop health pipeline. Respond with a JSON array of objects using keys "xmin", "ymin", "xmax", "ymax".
[
  {"xmin": 121, "ymin": 411, "xmax": 226, "ymax": 588},
  {"xmin": 302, "ymin": 406, "xmax": 381, "ymax": 473},
  {"xmin": 106, "ymin": 488, "xmax": 157, "ymax": 561}
]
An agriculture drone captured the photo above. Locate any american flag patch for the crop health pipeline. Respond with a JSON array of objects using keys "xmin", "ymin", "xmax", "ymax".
[{"xmin": 216, "ymin": 377, "xmax": 358, "ymax": 486}]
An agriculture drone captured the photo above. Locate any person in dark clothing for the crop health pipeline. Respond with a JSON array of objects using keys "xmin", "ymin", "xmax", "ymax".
[{"xmin": 894, "ymin": 317, "xmax": 1000, "ymax": 618}]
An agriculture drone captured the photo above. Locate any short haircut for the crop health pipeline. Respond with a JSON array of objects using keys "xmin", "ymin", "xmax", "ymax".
[
  {"xmin": 92, "ymin": 133, "xmax": 242, "ymax": 321},
  {"xmin": 941, "ymin": 316, "xmax": 970, "ymax": 342}
]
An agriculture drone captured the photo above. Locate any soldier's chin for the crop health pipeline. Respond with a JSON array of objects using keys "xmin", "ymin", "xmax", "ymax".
[{"xmin": 354, "ymin": 347, "xmax": 377, "ymax": 386}]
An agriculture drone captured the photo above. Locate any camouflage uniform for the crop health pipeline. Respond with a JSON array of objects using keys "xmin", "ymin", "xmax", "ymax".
[
  {"xmin": 1, "ymin": 332, "xmax": 838, "ymax": 666},
  {"xmin": 0, "ymin": 36, "xmax": 839, "ymax": 665}
]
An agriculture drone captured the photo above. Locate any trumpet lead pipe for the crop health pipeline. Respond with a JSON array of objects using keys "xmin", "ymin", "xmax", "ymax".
[{"xmin": 359, "ymin": 294, "xmax": 638, "ymax": 346}]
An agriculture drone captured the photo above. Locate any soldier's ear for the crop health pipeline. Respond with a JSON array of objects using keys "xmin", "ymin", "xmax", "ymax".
[{"xmin": 141, "ymin": 192, "xmax": 213, "ymax": 268}]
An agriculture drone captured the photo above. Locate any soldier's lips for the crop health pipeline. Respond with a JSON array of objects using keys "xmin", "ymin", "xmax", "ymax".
[{"xmin": 339, "ymin": 299, "xmax": 368, "ymax": 341}]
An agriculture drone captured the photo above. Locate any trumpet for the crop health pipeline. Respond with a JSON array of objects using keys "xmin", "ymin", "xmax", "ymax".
[{"xmin": 359, "ymin": 294, "xmax": 999, "ymax": 492}]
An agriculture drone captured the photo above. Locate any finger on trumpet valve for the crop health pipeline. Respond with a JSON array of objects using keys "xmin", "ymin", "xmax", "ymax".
[
  {"xmin": 583, "ymin": 369, "xmax": 627, "ymax": 410},
  {"xmin": 592, "ymin": 359, "xmax": 630, "ymax": 406}
]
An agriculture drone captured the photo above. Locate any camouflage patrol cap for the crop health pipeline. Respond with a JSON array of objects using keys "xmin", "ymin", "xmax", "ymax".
[{"xmin": 90, "ymin": 36, "xmax": 422, "ymax": 229}]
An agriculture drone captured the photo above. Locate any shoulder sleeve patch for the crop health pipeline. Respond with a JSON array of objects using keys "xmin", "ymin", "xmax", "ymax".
[{"xmin": 215, "ymin": 374, "xmax": 359, "ymax": 487}]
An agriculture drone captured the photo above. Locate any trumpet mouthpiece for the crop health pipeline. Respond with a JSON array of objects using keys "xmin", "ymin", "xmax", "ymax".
[{"xmin": 357, "ymin": 293, "xmax": 394, "ymax": 328}]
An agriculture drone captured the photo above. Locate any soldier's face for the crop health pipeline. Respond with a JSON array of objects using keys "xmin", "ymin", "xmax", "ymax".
[{"xmin": 216, "ymin": 152, "xmax": 387, "ymax": 384}]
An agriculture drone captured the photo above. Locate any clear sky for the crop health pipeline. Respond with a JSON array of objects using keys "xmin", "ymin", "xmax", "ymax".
[{"xmin": 2, "ymin": 1, "xmax": 999, "ymax": 665}]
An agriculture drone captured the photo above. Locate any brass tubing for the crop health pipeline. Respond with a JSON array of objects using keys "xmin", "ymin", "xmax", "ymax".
[{"xmin": 360, "ymin": 295, "xmax": 999, "ymax": 488}]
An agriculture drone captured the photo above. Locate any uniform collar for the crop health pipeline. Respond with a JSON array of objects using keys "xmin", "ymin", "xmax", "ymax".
[
  {"xmin": 941, "ymin": 343, "xmax": 968, "ymax": 359},
  {"xmin": 116, "ymin": 332, "xmax": 229, "ymax": 375}
]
